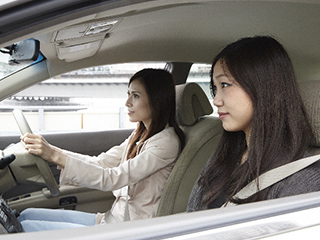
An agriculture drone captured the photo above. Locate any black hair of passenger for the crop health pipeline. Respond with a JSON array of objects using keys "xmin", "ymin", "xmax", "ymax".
[{"xmin": 200, "ymin": 36, "xmax": 314, "ymax": 205}]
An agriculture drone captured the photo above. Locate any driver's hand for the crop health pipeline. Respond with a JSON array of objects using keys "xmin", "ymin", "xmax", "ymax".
[{"xmin": 20, "ymin": 133, "xmax": 67, "ymax": 168}]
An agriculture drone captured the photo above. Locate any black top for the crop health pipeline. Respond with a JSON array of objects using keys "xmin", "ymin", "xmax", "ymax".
[{"xmin": 187, "ymin": 162, "xmax": 320, "ymax": 212}]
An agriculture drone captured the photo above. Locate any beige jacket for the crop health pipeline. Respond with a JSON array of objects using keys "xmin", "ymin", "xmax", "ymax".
[{"xmin": 59, "ymin": 126, "xmax": 181, "ymax": 223}]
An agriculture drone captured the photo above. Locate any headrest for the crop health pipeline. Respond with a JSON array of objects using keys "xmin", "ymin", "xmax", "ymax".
[
  {"xmin": 176, "ymin": 82, "xmax": 213, "ymax": 126},
  {"xmin": 299, "ymin": 80, "xmax": 320, "ymax": 146}
]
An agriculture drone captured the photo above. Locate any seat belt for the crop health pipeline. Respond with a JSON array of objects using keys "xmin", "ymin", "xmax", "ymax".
[{"xmin": 223, "ymin": 154, "xmax": 320, "ymax": 207}]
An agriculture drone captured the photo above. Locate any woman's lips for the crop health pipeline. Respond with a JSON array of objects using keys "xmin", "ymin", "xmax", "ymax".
[
  {"xmin": 218, "ymin": 112, "xmax": 228, "ymax": 120},
  {"xmin": 128, "ymin": 110, "xmax": 134, "ymax": 115}
]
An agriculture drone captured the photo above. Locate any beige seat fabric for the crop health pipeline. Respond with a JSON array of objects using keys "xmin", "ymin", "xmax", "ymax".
[
  {"xmin": 157, "ymin": 83, "xmax": 223, "ymax": 216},
  {"xmin": 299, "ymin": 80, "xmax": 320, "ymax": 155}
]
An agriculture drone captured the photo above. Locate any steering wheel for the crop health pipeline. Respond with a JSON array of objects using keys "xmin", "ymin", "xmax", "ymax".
[{"xmin": 12, "ymin": 109, "xmax": 60, "ymax": 197}]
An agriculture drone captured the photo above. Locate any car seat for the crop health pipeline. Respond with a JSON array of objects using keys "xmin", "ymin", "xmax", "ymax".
[
  {"xmin": 299, "ymin": 80, "xmax": 320, "ymax": 157},
  {"xmin": 156, "ymin": 82, "xmax": 223, "ymax": 216}
]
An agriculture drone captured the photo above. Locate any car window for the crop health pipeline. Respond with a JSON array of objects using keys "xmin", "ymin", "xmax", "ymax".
[
  {"xmin": 0, "ymin": 41, "xmax": 44, "ymax": 80},
  {"xmin": 0, "ymin": 62, "xmax": 166, "ymax": 135},
  {"xmin": 0, "ymin": 54, "xmax": 29, "ymax": 79},
  {"xmin": 186, "ymin": 63, "xmax": 216, "ymax": 115}
]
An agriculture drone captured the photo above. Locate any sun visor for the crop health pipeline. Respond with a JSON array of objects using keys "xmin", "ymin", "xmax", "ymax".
[
  {"xmin": 56, "ymin": 39, "xmax": 103, "ymax": 62},
  {"xmin": 53, "ymin": 19, "xmax": 119, "ymax": 62}
]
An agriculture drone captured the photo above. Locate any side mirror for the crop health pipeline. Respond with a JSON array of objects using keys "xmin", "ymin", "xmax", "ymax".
[{"xmin": 5, "ymin": 39, "xmax": 40, "ymax": 65}]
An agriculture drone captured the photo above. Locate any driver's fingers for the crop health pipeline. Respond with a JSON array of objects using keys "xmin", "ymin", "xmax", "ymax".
[
  {"xmin": 24, "ymin": 142, "xmax": 40, "ymax": 151},
  {"xmin": 21, "ymin": 133, "xmax": 42, "ymax": 143},
  {"xmin": 24, "ymin": 140, "xmax": 52, "ymax": 160},
  {"xmin": 21, "ymin": 132, "xmax": 33, "ymax": 138},
  {"xmin": 24, "ymin": 144, "xmax": 46, "ymax": 157},
  {"xmin": 21, "ymin": 135, "xmax": 37, "ymax": 144},
  {"xmin": 21, "ymin": 134, "xmax": 51, "ymax": 157},
  {"xmin": 24, "ymin": 138, "xmax": 48, "ymax": 153}
]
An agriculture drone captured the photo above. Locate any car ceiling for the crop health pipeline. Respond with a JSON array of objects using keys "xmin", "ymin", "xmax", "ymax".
[{"xmin": 0, "ymin": 0, "xmax": 320, "ymax": 82}]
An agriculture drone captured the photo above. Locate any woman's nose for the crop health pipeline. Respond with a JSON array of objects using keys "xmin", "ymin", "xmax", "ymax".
[
  {"xmin": 213, "ymin": 91, "xmax": 223, "ymax": 107},
  {"xmin": 125, "ymin": 97, "xmax": 132, "ymax": 107}
]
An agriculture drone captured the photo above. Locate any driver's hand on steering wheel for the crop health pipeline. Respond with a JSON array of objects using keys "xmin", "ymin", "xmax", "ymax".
[{"xmin": 21, "ymin": 133, "xmax": 67, "ymax": 168}]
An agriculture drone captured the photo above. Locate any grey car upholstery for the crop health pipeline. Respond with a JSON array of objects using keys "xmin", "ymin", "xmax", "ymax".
[{"xmin": 157, "ymin": 83, "xmax": 223, "ymax": 216}]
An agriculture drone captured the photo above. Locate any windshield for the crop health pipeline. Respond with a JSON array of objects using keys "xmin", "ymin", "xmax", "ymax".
[
  {"xmin": 0, "ymin": 43, "xmax": 44, "ymax": 80},
  {"xmin": 0, "ymin": 52, "xmax": 30, "ymax": 79}
]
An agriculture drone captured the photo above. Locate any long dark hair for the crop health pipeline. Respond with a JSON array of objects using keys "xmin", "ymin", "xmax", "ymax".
[
  {"xmin": 126, "ymin": 68, "xmax": 184, "ymax": 159},
  {"xmin": 199, "ymin": 36, "xmax": 313, "ymax": 205}
]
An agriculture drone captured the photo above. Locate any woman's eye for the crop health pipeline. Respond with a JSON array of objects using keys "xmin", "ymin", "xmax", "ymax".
[
  {"xmin": 221, "ymin": 82, "xmax": 231, "ymax": 88},
  {"xmin": 133, "ymin": 94, "xmax": 139, "ymax": 98}
]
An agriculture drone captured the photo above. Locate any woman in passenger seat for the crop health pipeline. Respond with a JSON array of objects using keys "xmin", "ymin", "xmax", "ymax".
[
  {"xmin": 19, "ymin": 68, "xmax": 184, "ymax": 232},
  {"xmin": 187, "ymin": 36, "xmax": 320, "ymax": 211}
]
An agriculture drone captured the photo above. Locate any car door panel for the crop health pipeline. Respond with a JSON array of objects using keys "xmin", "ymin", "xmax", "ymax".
[
  {"xmin": 0, "ymin": 128, "xmax": 133, "ymax": 213},
  {"xmin": 8, "ymin": 186, "xmax": 115, "ymax": 214}
]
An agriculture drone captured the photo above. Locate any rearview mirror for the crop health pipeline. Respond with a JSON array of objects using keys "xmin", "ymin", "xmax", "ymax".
[{"xmin": 5, "ymin": 39, "xmax": 40, "ymax": 65}]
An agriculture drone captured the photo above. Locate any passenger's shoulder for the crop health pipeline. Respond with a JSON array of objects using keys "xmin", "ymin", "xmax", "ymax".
[
  {"xmin": 285, "ymin": 163, "xmax": 320, "ymax": 186},
  {"xmin": 270, "ymin": 163, "xmax": 320, "ymax": 198}
]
